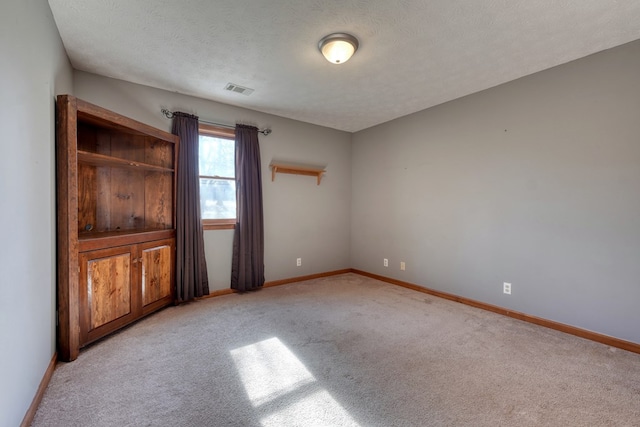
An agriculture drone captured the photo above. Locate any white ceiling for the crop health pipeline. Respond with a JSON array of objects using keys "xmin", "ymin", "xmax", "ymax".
[{"xmin": 48, "ymin": 0, "xmax": 640, "ymax": 133}]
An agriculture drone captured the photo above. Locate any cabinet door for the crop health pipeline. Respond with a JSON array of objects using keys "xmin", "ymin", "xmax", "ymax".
[
  {"xmin": 79, "ymin": 246, "xmax": 139, "ymax": 345},
  {"xmin": 140, "ymin": 238, "xmax": 175, "ymax": 314}
]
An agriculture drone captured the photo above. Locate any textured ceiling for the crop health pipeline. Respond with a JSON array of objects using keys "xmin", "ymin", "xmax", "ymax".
[{"xmin": 48, "ymin": 0, "xmax": 640, "ymax": 132}]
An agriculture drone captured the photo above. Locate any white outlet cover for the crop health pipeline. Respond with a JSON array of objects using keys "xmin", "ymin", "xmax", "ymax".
[
  {"xmin": 503, "ymin": 282, "xmax": 512, "ymax": 294},
  {"xmin": 383, "ymin": 258, "xmax": 388, "ymax": 267}
]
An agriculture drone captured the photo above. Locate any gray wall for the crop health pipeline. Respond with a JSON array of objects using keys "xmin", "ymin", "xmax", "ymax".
[
  {"xmin": 3, "ymin": 4, "xmax": 638, "ymax": 422},
  {"xmin": 351, "ymin": 40, "xmax": 640, "ymax": 344},
  {"xmin": 74, "ymin": 72, "xmax": 352, "ymax": 291},
  {"xmin": 0, "ymin": 0, "xmax": 73, "ymax": 425}
]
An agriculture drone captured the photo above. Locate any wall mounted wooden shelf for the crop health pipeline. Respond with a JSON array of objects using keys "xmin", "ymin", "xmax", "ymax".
[{"xmin": 270, "ymin": 163, "xmax": 325, "ymax": 185}]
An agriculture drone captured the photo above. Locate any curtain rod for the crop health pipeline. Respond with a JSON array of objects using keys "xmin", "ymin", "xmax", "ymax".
[{"xmin": 161, "ymin": 108, "xmax": 272, "ymax": 135}]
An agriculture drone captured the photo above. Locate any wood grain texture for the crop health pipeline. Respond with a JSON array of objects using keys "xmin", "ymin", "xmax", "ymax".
[
  {"xmin": 78, "ymin": 251, "xmax": 90, "ymax": 345},
  {"xmin": 76, "ymin": 124, "xmax": 99, "ymax": 232},
  {"xmin": 56, "ymin": 95, "xmax": 80, "ymax": 362},
  {"xmin": 77, "ymin": 163, "xmax": 97, "ymax": 233},
  {"xmin": 87, "ymin": 253, "xmax": 132, "ymax": 329},
  {"xmin": 58, "ymin": 95, "xmax": 178, "ymax": 360},
  {"xmin": 94, "ymin": 165, "xmax": 112, "ymax": 232},
  {"xmin": 79, "ymin": 245, "xmax": 141, "ymax": 346},
  {"xmin": 77, "ymin": 151, "xmax": 174, "ymax": 172},
  {"xmin": 78, "ymin": 229, "xmax": 175, "ymax": 252},
  {"xmin": 140, "ymin": 238, "xmax": 175, "ymax": 315},
  {"xmin": 110, "ymin": 168, "xmax": 145, "ymax": 231},
  {"xmin": 94, "ymin": 128, "xmax": 113, "ymax": 233},
  {"xmin": 145, "ymin": 136, "xmax": 174, "ymax": 169},
  {"xmin": 145, "ymin": 171, "xmax": 173, "ymax": 229},
  {"xmin": 141, "ymin": 243, "xmax": 172, "ymax": 306},
  {"xmin": 76, "ymin": 122, "xmax": 97, "ymax": 152},
  {"xmin": 76, "ymin": 99, "xmax": 180, "ymax": 144},
  {"xmin": 351, "ymin": 269, "xmax": 640, "ymax": 355},
  {"xmin": 109, "ymin": 133, "xmax": 145, "ymax": 163}
]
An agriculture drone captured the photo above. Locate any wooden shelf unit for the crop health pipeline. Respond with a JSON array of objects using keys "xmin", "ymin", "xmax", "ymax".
[
  {"xmin": 56, "ymin": 95, "xmax": 179, "ymax": 361},
  {"xmin": 270, "ymin": 163, "xmax": 326, "ymax": 185}
]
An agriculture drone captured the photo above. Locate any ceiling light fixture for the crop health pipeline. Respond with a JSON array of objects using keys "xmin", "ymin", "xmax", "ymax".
[{"xmin": 318, "ymin": 33, "xmax": 359, "ymax": 64}]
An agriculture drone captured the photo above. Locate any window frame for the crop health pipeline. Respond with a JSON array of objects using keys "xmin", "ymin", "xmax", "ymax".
[{"xmin": 198, "ymin": 124, "xmax": 236, "ymax": 230}]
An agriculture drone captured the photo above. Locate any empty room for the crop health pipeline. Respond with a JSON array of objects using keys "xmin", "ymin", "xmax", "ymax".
[{"xmin": 2, "ymin": 1, "xmax": 640, "ymax": 426}]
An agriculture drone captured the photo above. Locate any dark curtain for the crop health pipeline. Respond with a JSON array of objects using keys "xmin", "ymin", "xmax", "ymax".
[
  {"xmin": 172, "ymin": 112, "xmax": 209, "ymax": 302},
  {"xmin": 231, "ymin": 124, "xmax": 265, "ymax": 291}
]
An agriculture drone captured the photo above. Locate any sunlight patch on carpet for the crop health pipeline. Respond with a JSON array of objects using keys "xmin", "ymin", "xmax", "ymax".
[
  {"xmin": 231, "ymin": 337, "xmax": 360, "ymax": 426},
  {"xmin": 260, "ymin": 389, "xmax": 359, "ymax": 427}
]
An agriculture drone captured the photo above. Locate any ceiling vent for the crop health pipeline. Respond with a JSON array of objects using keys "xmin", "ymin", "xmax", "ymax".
[{"xmin": 224, "ymin": 83, "xmax": 254, "ymax": 96}]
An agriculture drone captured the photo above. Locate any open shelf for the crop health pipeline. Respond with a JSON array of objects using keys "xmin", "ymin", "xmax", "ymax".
[
  {"xmin": 270, "ymin": 163, "xmax": 325, "ymax": 185},
  {"xmin": 77, "ymin": 150, "xmax": 174, "ymax": 172}
]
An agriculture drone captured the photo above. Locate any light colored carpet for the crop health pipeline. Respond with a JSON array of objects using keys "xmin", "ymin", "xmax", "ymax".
[{"xmin": 33, "ymin": 273, "xmax": 640, "ymax": 426}]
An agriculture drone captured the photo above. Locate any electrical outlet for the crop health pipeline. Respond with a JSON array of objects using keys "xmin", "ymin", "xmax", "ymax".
[
  {"xmin": 400, "ymin": 261, "xmax": 406, "ymax": 271},
  {"xmin": 296, "ymin": 258, "xmax": 302, "ymax": 267},
  {"xmin": 383, "ymin": 258, "xmax": 388, "ymax": 267},
  {"xmin": 503, "ymin": 282, "xmax": 511, "ymax": 295}
]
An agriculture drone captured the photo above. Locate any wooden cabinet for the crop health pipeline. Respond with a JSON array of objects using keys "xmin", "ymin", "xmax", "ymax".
[
  {"xmin": 78, "ymin": 238, "xmax": 174, "ymax": 346},
  {"xmin": 139, "ymin": 240, "xmax": 174, "ymax": 312},
  {"xmin": 56, "ymin": 95, "xmax": 179, "ymax": 361},
  {"xmin": 79, "ymin": 245, "xmax": 137, "ymax": 345}
]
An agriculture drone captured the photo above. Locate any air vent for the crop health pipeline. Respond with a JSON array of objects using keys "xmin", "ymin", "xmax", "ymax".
[{"xmin": 224, "ymin": 83, "xmax": 254, "ymax": 96}]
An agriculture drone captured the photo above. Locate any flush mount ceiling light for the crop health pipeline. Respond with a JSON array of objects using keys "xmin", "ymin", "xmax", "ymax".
[{"xmin": 318, "ymin": 33, "xmax": 359, "ymax": 64}]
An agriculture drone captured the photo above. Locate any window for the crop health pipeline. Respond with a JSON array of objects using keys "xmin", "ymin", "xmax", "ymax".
[{"xmin": 199, "ymin": 124, "xmax": 236, "ymax": 230}]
